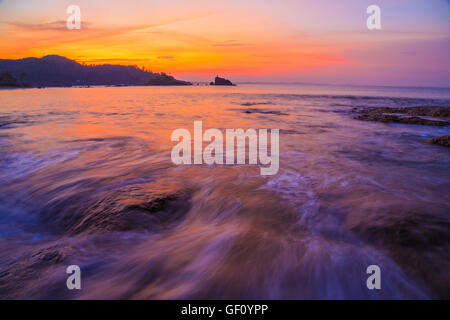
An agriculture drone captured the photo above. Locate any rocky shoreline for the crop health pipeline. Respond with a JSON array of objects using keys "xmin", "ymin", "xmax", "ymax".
[
  {"xmin": 353, "ymin": 106, "xmax": 450, "ymax": 126},
  {"xmin": 353, "ymin": 106, "xmax": 450, "ymax": 147}
]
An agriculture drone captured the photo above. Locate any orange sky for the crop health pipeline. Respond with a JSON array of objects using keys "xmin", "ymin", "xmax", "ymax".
[{"xmin": 0, "ymin": 0, "xmax": 449, "ymax": 85}]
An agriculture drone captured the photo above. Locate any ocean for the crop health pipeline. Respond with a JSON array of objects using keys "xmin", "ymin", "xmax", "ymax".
[{"xmin": 0, "ymin": 84, "xmax": 449, "ymax": 299}]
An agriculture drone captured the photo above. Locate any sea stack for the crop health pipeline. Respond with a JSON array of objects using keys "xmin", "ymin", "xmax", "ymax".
[{"xmin": 211, "ymin": 76, "xmax": 236, "ymax": 86}]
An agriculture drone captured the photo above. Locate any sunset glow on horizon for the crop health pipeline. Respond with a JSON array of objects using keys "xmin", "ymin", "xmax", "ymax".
[{"xmin": 0, "ymin": 0, "xmax": 449, "ymax": 86}]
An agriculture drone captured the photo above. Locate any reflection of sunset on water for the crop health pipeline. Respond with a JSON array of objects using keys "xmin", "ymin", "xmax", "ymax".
[
  {"xmin": 1, "ymin": 84, "xmax": 449, "ymax": 299},
  {"xmin": 1, "ymin": 1, "xmax": 449, "ymax": 86}
]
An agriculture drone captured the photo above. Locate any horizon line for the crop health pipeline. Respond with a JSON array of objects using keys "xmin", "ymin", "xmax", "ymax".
[{"xmin": 2, "ymin": 54, "xmax": 450, "ymax": 90}]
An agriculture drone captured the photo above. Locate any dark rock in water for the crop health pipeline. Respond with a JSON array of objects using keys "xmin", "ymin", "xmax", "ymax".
[
  {"xmin": 146, "ymin": 72, "xmax": 192, "ymax": 86},
  {"xmin": 40, "ymin": 188, "xmax": 191, "ymax": 235},
  {"xmin": 213, "ymin": 76, "xmax": 235, "ymax": 86},
  {"xmin": 401, "ymin": 106, "xmax": 450, "ymax": 118},
  {"xmin": 353, "ymin": 106, "xmax": 450, "ymax": 126},
  {"xmin": 246, "ymin": 109, "xmax": 287, "ymax": 116},
  {"xmin": 353, "ymin": 106, "xmax": 449, "ymax": 124},
  {"xmin": 0, "ymin": 244, "xmax": 77, "ymax": 299},
  {"xmin": 33, "ymin": 248, "xmax": 65, "ymax": 264},
  {"xmin": 232, "ymin": 108, "xmax": 288, "ymax": 116},
  {"xmin": 348, "ymin": 204, "xmax": 450, "ymax": 299},
  {"xmin": 428, "ymin": 135, "xmax": 450, "ymax": 147},
  {"xmin": 240, "ymin": 102, "xmax": 273, "ymax": 106}
]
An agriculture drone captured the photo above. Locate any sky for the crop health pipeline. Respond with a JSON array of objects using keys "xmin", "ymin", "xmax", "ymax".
[{"xmin": 0, "ymin": 0, "xmax": 449, "ymax": 86}]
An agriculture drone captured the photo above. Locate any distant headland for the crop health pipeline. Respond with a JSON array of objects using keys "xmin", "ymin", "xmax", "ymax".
[
  {"xmin": 0, "ymin": 71, "xmax": 30, "ymax": 88},
  {"xmin": 0, "ymin": 55, "xmax": 192, "ymax": 88}
]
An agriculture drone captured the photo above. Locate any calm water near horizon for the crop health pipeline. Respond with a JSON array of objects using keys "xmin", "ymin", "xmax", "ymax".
[
  {"xmin": 231, "ymin": 83, "xmax": 450, "ymax": 100},
  {"xmin": 0, "ymin": 84, "xmax": 449, "ymax": 299}
]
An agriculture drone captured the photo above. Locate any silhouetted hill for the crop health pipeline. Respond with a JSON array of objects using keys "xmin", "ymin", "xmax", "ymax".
[
  {"xmin": 0, "ymin": 55, "xmax": 188, "ymax": 87},
  {"xmin": 0, "ymin": 71, "xmax": 24, "ymax": 87},
  {"xmin": 147, "ymin": 72, "xmax": 191, "ymax": 86}
]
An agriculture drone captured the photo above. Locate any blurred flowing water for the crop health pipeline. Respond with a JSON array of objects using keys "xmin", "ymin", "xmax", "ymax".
[{"xmin": 0, "ymin": 84, "xmax": 449, "ymax": 299}]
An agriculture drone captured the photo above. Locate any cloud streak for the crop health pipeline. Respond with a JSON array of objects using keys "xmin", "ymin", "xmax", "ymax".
[
  {"xmin": 213, "ymin": 42, "xmax": 248, "ymax": 47},
  {"xmin": 4, "ymin": 20, "xmax": 92, "ymax": 31}
]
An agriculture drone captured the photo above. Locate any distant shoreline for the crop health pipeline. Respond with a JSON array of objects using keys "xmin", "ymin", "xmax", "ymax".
[
  {"xmin": 215, "ymin": 81, "xmax": 450, "ymax": 90},
  {"xmin": 0, "ymin": 83, "xmax": 211, "ymax": 90}
]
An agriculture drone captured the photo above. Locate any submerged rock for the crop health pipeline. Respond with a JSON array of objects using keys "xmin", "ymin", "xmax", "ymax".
[
  {"xmin": 242, "ymin": 108, "xmax": 288, "ymax": 116},
  {"xmin": 240, "ymin": 102, "xmax": 273, "ymax": 106},
  {"xmin": 348, "ymin": 205, "xmax": 450, "ymax": 299},
  {"xmin": 429, "ymin": 135, "xmax": 450, "ymax": 147},
  {"xmin": 39, "ymin": 189, "xmax": 191, "ymax": 235},
  {"xmin": 353, "ymin": 106, "xmax": 450, "ymax": 126},
  {"xmin": 33, "ymin": 248, "xmax": 65, "ymax": 264},
  {"xmin": 228, "ymin": 107, "xmax": 288, "ymax": 116}
]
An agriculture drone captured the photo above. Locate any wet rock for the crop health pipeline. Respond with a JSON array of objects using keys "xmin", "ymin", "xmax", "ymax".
[
  {"xmin": 0, "ymin": 244, "xmax": 76, "ymax": 299},
  {"xmin": 353, "ymin": 106, "xmax": 450, "ymax": 126},
  {"xmin": 40, "ymin": 189, "xmax": 191, "ymax": 235},
  {"xmin": 348, "ymin": 206, "xmax": 450, "ymax": 299},
  {"xmin": 402, "ymin": 106, "xmax": 450, "ymax": 118},
  {"xmin": 230, "ymin": 108, "xmax": 288, "ymax": 116},
  {"xmin": 32, "ymin": 248, "xmax": 65, "ymax": 264},
  {"xmin": 240, "ymin": 102, "xmax": 273, "ymax": 107},
  {"xmin": 428, "ymin": 135, "xmax": 450, "ymax": 147}
]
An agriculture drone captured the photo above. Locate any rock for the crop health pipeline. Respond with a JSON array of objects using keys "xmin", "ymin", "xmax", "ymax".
[
  {"xmin": 40, "ymin": 189, "xmax": 191, "ymax": 235},
  {"xmin": 240, "ymin": 108, "xmax": 288, "ymax": 116},
  {"xmin": 213, "ymin": 76, "xmax": 235, "ymax": 86},
  {"xmin": 241, "ymin": 102, "xmax": 273, "ymax": 106},
  {"xmin": 401, "ymin": 106, "xmax": 450, "ymax": 118},
  {"xmin": 429, "ymin": 135, "xmax": 450, "ymax": 147},
  {"xmin": 227, "ymin": 107, "xmax": 288, "ymax": 116},
  {"xmin": 348, "ymin": 205, "xmax": 450, "ymax": 299},
  {"xmin": 354, "ymin": 106, "xmax": 450, "ymax": 126},
  {"xmin": 33, "ymin": 249, "xmax": 65, "ymax": 263},
  {"xmin": 146, "ymin": 72, "xmax": 192, "ymax": 86}
]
